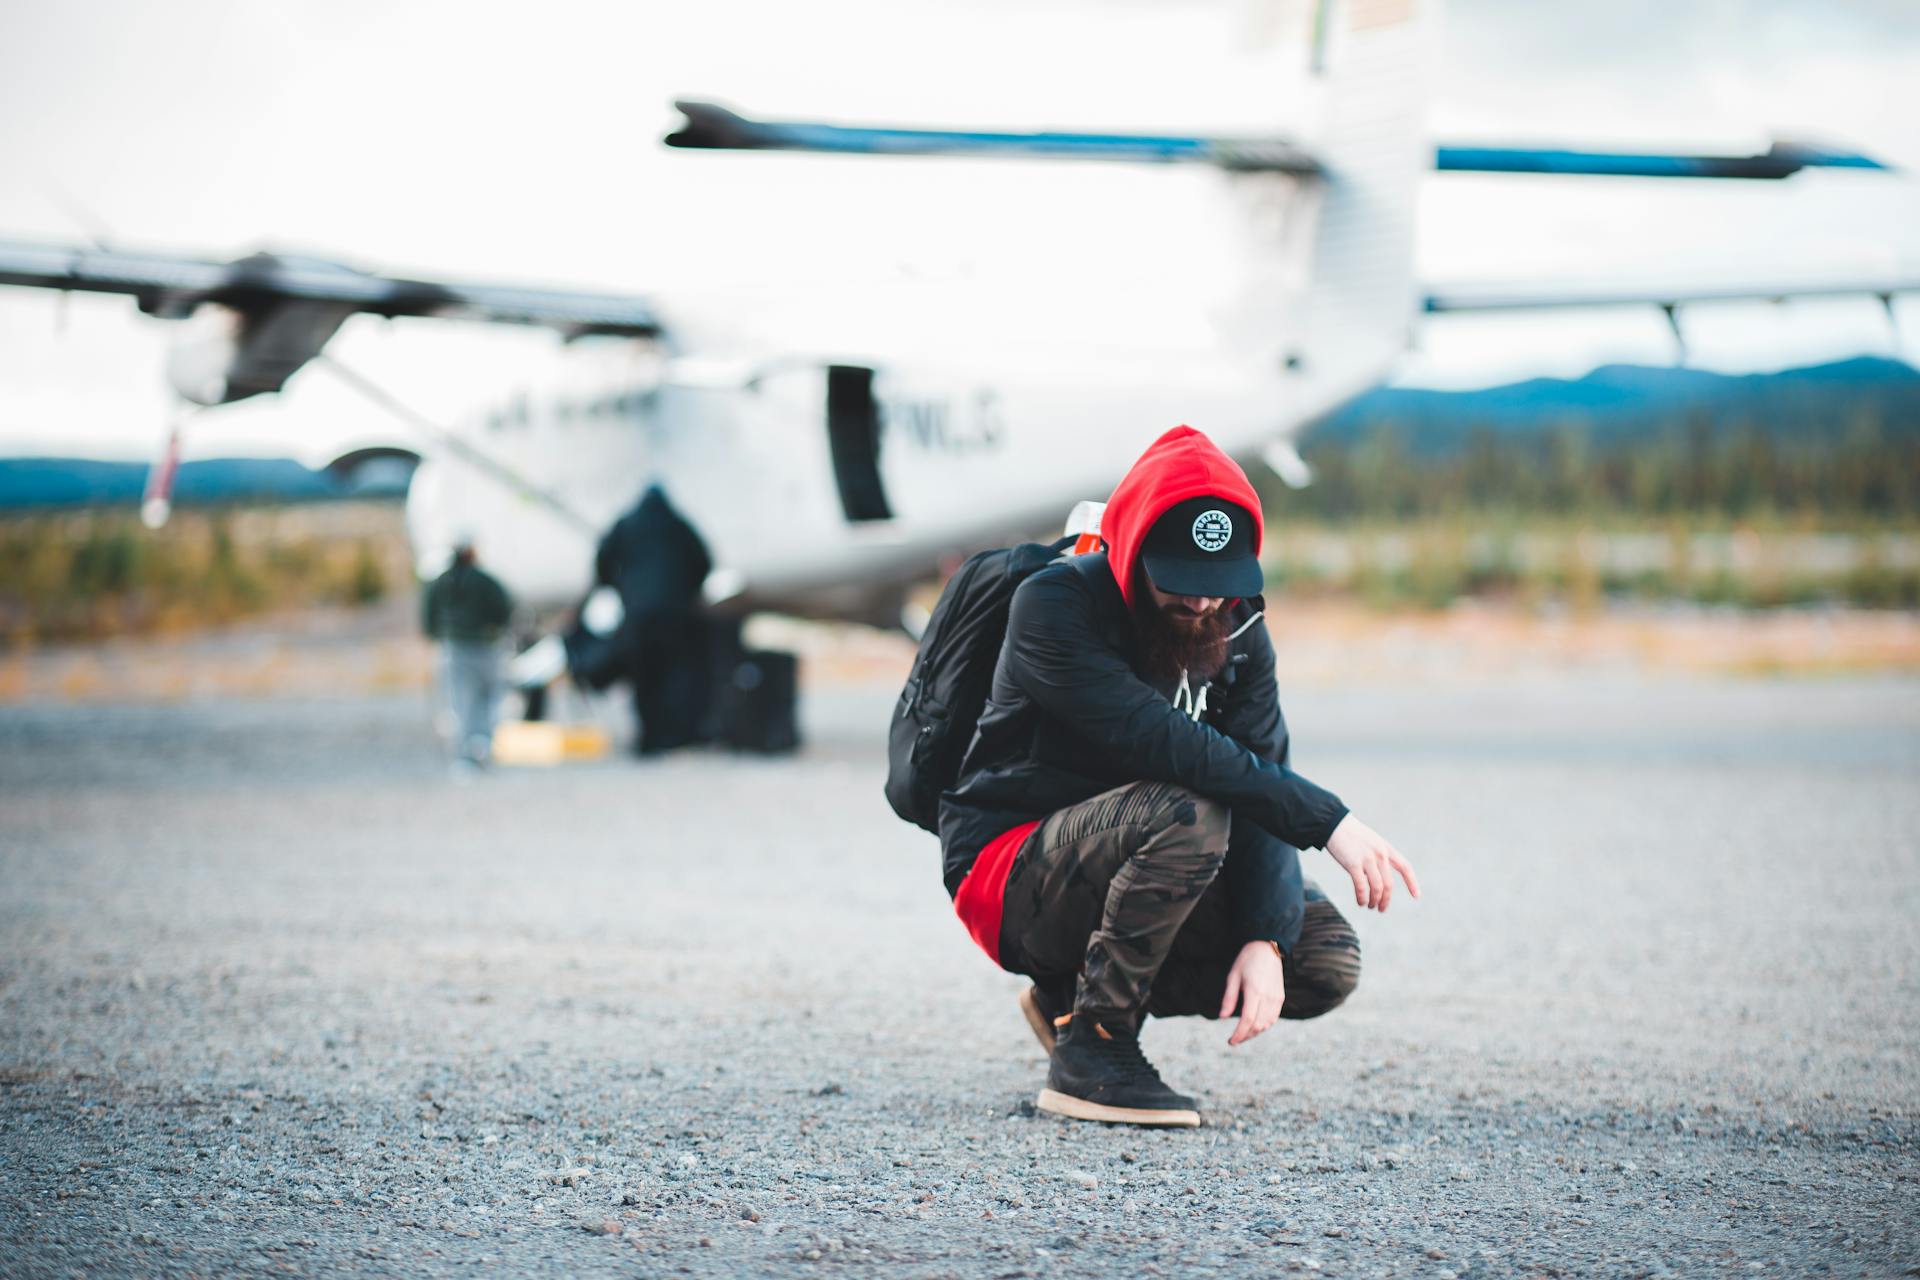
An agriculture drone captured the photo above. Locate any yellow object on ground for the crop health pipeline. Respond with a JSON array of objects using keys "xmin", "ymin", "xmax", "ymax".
[{"xmin": 491, "ymin": 721, "xmax": 612, "ymax": 766}]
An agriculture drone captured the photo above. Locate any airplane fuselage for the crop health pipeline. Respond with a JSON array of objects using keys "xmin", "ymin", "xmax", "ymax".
[
  {"xmin": 402, "ymin": 4, "xmax": 1429, "ymax": 619},
  {"xmin": 401, "ymin": 307, "xmax": 1408, "ymax": 622}
]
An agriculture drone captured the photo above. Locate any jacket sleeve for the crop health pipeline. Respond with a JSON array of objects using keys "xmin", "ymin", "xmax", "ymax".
[
  {"xmin": 593, "ymin": 522, "xmax": 621, "ymax": 588},
  {"xmin": 483, "ymin": 574, "xmax": 513, "ymax": 628},
  {"xmin": 1207, "ymin": 620, "xmax": 1336, "ymax": 948},
  {"xmin": 1001, "ymin": 572, "xmax": 1348, "ymax": 850},
  {"xmin": 421, "ymin": 577, "xmax": 442, "ymax": 638},
  {"xmin": 1223, "ymin": 824, "xmax": 1308, "ymax": 952}
]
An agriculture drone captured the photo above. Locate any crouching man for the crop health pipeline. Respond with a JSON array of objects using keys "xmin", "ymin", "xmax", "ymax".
[{"xmin": 941, "ymin": 426, "xmax": 1420, "ymax": 1127}]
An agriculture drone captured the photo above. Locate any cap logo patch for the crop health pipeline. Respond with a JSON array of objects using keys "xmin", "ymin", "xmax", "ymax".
[{"xmin": 1192, "ymin": 509, "xmax": 1233, "ymax": 553}]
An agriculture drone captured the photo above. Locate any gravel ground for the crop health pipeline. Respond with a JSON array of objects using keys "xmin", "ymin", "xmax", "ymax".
[{"xmin": 2, "ymin": 674, "xmax": 1917, "ymax": 1278}]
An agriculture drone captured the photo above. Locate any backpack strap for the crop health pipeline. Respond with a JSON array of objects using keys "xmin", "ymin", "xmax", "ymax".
[{"xmin": 1064, "ymin": 547, "xmax": 1112, "ymax": 584}]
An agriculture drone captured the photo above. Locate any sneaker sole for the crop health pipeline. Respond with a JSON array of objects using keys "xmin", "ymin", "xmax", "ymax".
[
  {"xmin": 1036, "ymin": 1088, "xmax": 1200, "ymax": 1128},
  {"xmin": 1018, "ymin": 987, "xmax": 1057, "ymax": 1054}
]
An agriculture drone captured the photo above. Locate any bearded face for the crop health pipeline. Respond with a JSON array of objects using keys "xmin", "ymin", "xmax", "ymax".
[{"xmin": 1132, "ymin": 575, "xmax": 1231, "ymax": 685}]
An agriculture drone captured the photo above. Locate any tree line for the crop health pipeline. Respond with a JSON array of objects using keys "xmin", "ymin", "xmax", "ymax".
[{"xmin": 1278, "ymin": 408, "xmax": 1918, "ymax": 522}]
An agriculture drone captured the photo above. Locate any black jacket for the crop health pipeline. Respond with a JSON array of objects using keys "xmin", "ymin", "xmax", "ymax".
[
  {"xmin": 422, "ymin": 562, "xmax": 511, "ymax": 643},
  {"xmin": 568, "ymin": 486, "xmax": 714, "ymax": 691},
  {"xmin": 938, "ymin": 551, "xmax": 1348, "ymax": 944},
  {"xmin": 594, "ymin": 486, "xmax": 712, "ymax": 621}
]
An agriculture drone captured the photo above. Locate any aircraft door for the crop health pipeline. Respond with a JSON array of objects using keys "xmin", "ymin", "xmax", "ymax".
[{"xmin": 826, "ymin": 364, "xmax": 892, "ymax": 522}]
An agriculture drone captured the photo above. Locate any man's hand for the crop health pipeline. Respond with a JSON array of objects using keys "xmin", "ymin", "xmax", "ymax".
[
  {"xmin": 1220, "ymin": 940, "xmax": 1286, "ymax": 1046},
  {"xmin": 1325, "ymin": 814, "xmax": 1421, "ymax": 912}
]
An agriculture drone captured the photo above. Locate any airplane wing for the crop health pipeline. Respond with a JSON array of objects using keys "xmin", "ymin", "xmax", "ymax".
[
  {"xmin": 0, "ymin": 237, "xmax": 662, "ymax": 405},
  {"xmin": 1423, "ymin": 279, "xmax": 1920, "ymax": 315},
  {"xmin": 666, "ymin": 100, "xmax": 1322, "ymax": 174},
  {"xmin": 1423, "ymin": 278, "xmax": 1920, "ymax": 361},
  {"xmin": 1432, "ymin": 139, "xmax": 1890, "ymax": 179},
  {"xmin": 1424, "ymin": 137, "xmax": 1904, "ymax": 346},
  {"xmin": 668, "ymin": 106, "xmax": 1889, "ymax": 182},
  {"xmin": 0, "ymin": 238, "xmax": 662, "ymax": 336},
  {"xmin": 0, "ymin": 235, "xmax": 666, "ymax": 527}
]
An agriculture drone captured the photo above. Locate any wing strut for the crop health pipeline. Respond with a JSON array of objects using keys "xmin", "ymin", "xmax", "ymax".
[{"xmin": 313, "ymin": 356, "xmax": 600, "ymax": 539}]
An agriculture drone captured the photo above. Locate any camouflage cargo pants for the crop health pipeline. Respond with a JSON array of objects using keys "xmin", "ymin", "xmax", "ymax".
[{"xmin": 997, "ymin": 781, "xmax": 1361, "ymax": 1024}]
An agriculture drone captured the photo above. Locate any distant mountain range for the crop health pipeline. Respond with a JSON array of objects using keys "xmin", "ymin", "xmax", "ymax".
[
  {"xmin": 2, "ymin": 357, "xmax": 1915, "ymax": 509},
  {"xmin": 0, "ymin": 456, "xmax": 407, "ymax": 510},
  {"xmin": 1312, "ymin": 356, "xmax": 1920, "ymax": 455}
]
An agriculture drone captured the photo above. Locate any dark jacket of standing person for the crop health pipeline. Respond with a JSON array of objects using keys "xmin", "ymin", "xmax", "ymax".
[
  {"xmin": 423, "ymin": 552, "xmax": 512, "ymax": 643},
  {"xmin": 578, "ymin": 485, "xmax": 715, "ymax": 755},
  {"xmin": 594, "ymin": 486, "xmax": 713, "ymax": 622}
]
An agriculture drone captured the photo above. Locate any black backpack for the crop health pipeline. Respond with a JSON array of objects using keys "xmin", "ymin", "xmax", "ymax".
[{"xmin": 884, "ymin": 536, "xmax": 1075, "ymax": 833}]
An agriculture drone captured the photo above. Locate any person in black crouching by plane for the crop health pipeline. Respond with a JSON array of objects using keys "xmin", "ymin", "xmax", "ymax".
[{"xmin": 941, "ymin": 426, "xmax": 1420, "ymax": 1127}]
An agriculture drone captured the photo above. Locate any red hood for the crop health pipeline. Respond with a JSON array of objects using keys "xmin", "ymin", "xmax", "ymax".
[{"xmin": 1104, "ymin": 425, "xmax": 1264, "ymax": 609}]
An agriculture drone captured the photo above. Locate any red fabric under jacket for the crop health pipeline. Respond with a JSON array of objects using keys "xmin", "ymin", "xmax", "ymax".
[{"xmin": 952, "ymin": 425, "xmax": 1267, "ymax": 964}]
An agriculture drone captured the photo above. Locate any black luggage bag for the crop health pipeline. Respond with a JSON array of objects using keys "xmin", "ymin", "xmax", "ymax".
[{"xmin": 714, "ymin": 648, "xmax": 800, "ymax": 754}]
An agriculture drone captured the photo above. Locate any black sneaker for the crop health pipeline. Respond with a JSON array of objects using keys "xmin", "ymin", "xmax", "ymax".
[
  {"xmin": 1017, "ymin": 981, "xmax": 1073, "ymax": 1053},
  {"xmin": 1037, "ymin": 1017, "xmax": 1200, "ymax": 1128}
]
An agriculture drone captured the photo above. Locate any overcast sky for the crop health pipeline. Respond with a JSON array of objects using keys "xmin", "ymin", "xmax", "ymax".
[{"xmin": 0, "ymin": 0, "xmax": 1913, "ymax": 460}]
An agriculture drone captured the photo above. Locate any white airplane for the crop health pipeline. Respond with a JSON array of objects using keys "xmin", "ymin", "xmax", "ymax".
[{"xmin": 0, "ymin": 2, "xmax": 1912, "ymax": 635}]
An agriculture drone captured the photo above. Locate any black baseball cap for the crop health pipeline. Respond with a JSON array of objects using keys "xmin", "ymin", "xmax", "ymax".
[{"xmin": 1140, "ymin": 496, "xmax": 1262, "ymax": 599}]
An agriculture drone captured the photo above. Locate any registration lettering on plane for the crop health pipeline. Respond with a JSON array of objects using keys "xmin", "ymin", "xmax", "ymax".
[{"xmin": 882, "ymin": 389, "xmax": 1006, "ymax": 455}]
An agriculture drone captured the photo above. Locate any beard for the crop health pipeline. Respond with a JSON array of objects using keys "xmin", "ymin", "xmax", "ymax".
[{"xmin": 1132, "ymin": 588, "xmax": 1231, "ymax": 685}]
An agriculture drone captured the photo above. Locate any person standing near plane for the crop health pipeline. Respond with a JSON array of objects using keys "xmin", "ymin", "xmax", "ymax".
[
  {"xmin": 941, "ymin": 426, "xmax": 1420, "ymax": 1127},
  {"xmin": 423, "ymin": 532, "xmax": 513, "ymax": 771},
  {"xmin": 573, "ymin": 485, "xmax": 717, "ymax": 756}
]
